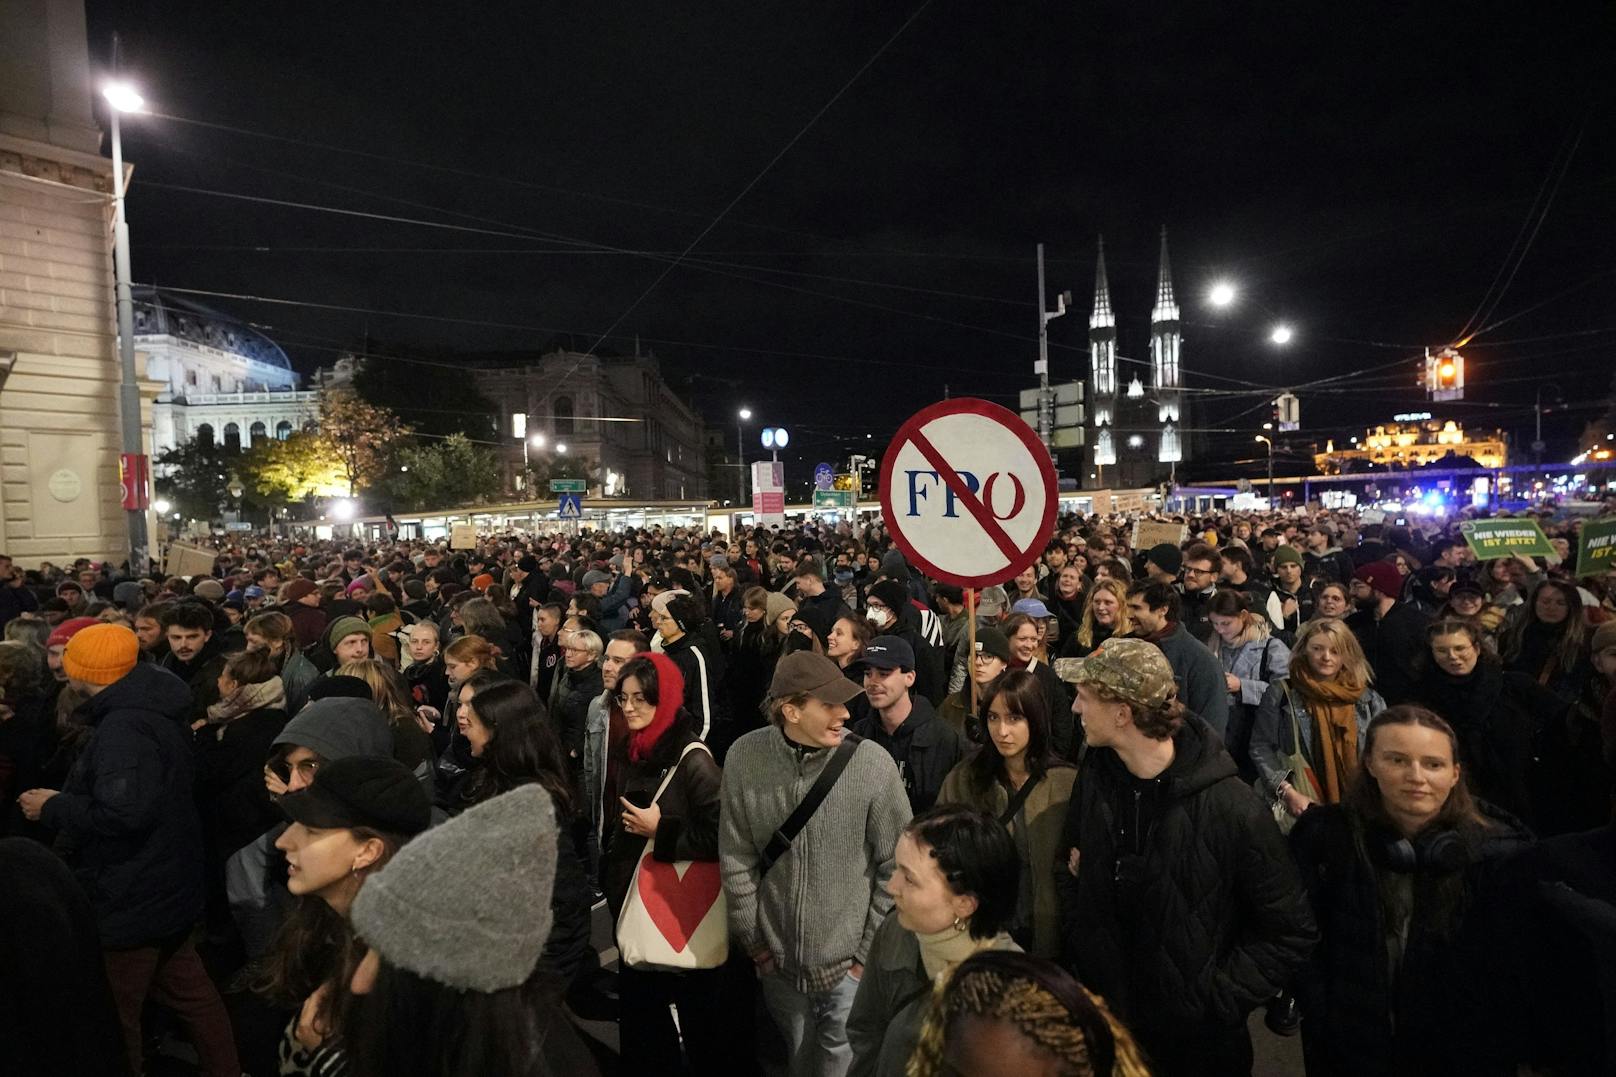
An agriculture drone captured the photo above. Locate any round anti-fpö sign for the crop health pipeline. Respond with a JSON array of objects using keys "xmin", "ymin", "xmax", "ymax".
[{"xmin": 879, "ymin": 398, "xmax": 1058, "ymax": 588}]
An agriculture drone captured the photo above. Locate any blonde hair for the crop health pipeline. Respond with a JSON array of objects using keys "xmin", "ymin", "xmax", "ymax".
[
  {"xmin": 336, "ymin": 658, "xmax": 416, "ymax": 726},
  {"xmin": 1076, "ymin": 578, "xmax": 1132, "ymax": 650},
  {"xmin": 1292, "ymin": 617, "xmax": 1372, "ymax": 686}
]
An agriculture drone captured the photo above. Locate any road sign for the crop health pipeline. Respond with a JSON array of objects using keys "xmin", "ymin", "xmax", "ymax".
[
  {"xmin": 119, "ymin": 453, "xmax": 150, "ymax": 510},
  {"xmin": 813, "ymin": 489, "xmax": 853, "ymax": 511},
  {"xmin": 879, "ymin": 398, "xmax": 1057, "ymax": 588},
  {"xmin": 550, "ymin": 478, "xmax": 586, "ymax": 493},
  {"xmin": 814, "ymin": 462, "xmax": 835, "ymax": 491},
  {"xmin": 557, "ymin": 493, "xmax": 582, "ymax": 520}
]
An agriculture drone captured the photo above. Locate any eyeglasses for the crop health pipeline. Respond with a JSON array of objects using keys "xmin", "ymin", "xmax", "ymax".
[{"xmin": 613, "ymin": 692, "xmax": 650, "ymax": 709}]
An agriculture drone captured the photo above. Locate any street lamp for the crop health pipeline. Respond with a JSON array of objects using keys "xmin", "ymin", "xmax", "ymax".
[
  {"xmin": 761, "ymin": 427, "xmax": 789, "ymax": 463},
  {"xmin": 1255, "ymin": 434, "xmax": 1275, "ymax": 505},
  {"xmin": 555, "ymin": 442, "xmax": 568, "ymax": 455},
  {"xmin": 736, "ymin": 407, "xmax": 752, "ymax": 505},
  {"xmin": 1269, "ymin": 324, "xmax": 1294, "ymax": 345},
  {"xmin": 521, "ymin": 432, "xmax": 547, "ymax": 492},
  {"xmin": 104, "ymin": 63, "xmax": 149, "ymax": 574},
  {"xmin": 1208, "ymin": 281, "xmax": 1237, "ymax": 308}
]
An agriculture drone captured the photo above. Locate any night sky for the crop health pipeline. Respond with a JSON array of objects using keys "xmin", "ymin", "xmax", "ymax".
[{"xmin": 85, "ymin": 1, "xmax": 1616, "ymax": 479}]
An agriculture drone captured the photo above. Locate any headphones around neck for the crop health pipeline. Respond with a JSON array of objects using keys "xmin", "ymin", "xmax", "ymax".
[{"xmin": 1379, "ymin": 826, "xmax": 1467, "ymax": 874}]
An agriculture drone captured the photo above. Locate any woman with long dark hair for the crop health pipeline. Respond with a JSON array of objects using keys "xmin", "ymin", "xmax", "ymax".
[
  {"xmin": 1289, "ymin": 706, "xmax": 1530, "ymax": 1076},
  {"xmin": 256, "ymin": 757, "xmax": 430, "ymax": 1076},
  {"xmin": 937, "ymin": 669, "xmax": 1075, "ymax": 958},
  {"xmin": 1500, "ymin": 578, "xmax": 1592, "ymax": 706},
  {"xmin": 448, "ymin": 677, "xmax": 594, "ymax": 991},
  {"xmin": 599, "ymin": 653, "xmax": 739, "ymax": 1072},
  {"xmin": 1413, "ymin": 618, "xmax": 1553, "ymax": 828},
  {"xmin": 847, "ymin": 805, "xmax": 1021, "ymax": 1077}
]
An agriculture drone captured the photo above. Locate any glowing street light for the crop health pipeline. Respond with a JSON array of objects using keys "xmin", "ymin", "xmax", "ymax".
[
  {"xmin": 736, "ymin": 408, "xmax": 753, "ymax": 504},
  {"xmin": 1208, "ymin": 281, "xmax": 1237, "ymax": 308},
  {"xmin": 331, "ymin": 499, "xmax": 357, "ymax": 522},
  {"xmin": 529, "ymin": 433, "xmax": 546, "ymax": 448},
  {"xmin": 555, "ymin": 443, "xmax": 569, "ymax": 455},
  {"xmin": 152, "ymin": 498, "xmax": 171, "ymax": 515},
  {"xmin": 1270, "ymin": 324, "xmax": 1294, "ymax": 345},
  {"xmin": 102, "ymin": 81, "xmax": 145, "ymax": 114}
]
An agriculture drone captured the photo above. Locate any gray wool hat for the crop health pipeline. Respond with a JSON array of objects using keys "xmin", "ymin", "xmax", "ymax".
[
  {"xmin": 351, "ymin": 785, "xmax": 558, "ymax": 993},
  {"xmin": 580, "ymin": 569, "xmax": 612, "ymax": 588},
  {"xmin": 271, "ymin": 697, "xmax": 393, "ymax": 762}
]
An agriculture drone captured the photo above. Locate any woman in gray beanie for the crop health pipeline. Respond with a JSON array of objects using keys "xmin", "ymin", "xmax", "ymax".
[{"xmin": 345, "ymin": 786, "xmax": 601, "ymax": 1077}]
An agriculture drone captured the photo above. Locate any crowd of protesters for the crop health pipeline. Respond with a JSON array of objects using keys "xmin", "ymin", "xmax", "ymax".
[{"xmin": 1, "ymin": 499, "xmax": 1614, "ymax": 1076}]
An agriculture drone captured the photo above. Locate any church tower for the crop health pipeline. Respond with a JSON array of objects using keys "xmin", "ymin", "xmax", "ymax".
[
  {"xmin": 1089, "ymin": 237, "xmax": 1117, "ymax": 467},
  {"xmin": 1151, "ymin": 227, "xmax": 1183, "ymax": 463}
]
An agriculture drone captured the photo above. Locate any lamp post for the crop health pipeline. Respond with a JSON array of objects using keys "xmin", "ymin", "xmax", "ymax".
[
  {"xmin": 736, "ymin": 407, "xmax": 752, "ymax": 505},
  {"xmin": 522, "ymin": 433, "xmax": 546, "ymax": 494},
  {"xmin": 1255, "ymin": 434, "xmax": 1275, "ymax": 506},
  {"xmin": 104, "ymin": 64, "xmax": 148, "ymax": 575}
]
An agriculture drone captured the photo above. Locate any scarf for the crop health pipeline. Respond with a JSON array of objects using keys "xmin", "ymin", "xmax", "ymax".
[
  {"xmin": 1287, "ymin": 663, "xmax": 1362, "ymax": 804},
  {"xmin": 916, "ymin": 923, "xmax": 1015, "ymax": 982},
  {"xmin": 205, "ymin": 675, "xmax": 286, "ymax": 726}
]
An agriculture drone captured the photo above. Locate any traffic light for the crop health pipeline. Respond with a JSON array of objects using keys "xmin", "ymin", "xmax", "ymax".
[{"xmin": 1425, "ymin": 347, "xmax": 1465, "ymax": 401}]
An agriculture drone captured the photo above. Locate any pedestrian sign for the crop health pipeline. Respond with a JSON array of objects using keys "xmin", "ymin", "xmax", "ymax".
[
  {"xmin": 550, "ymin": 478, "xmax": 587, "ymax": 493},
  {"xmin": 879, "ymin": 398, "xmax": 1057, "ymax": 588},
  {"xmin": 557, "ymin": 493, "xmax": 582, "ymax": 520}
]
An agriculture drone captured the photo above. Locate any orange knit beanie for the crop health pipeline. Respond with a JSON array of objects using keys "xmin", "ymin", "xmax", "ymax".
[{"xmin": 63, "ymin": 623, "xmax": 140, "ymax": 685}]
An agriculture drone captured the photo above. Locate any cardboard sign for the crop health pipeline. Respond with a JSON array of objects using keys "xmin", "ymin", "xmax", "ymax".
[
  {"xmin": 1112, "ymin": 491, "xmax": 1148, "ymax": 514},
  {"xmin": 1459, "ymin": 518, "xmax": 1555, "ymax": 559},
  {"xmin": 449, "ymin": 523, "xmax": 477, "ymax": 550},
  {"xmin": 1132, "ymin": 519, "xmax": 1188, "ymax": 551},
  {"xmin": 1576, "ymin": 516, "xmax": 1616, "ymax": 577},
  {"xmin": 165, "ymin": 541, "xmax": 218, "ymax": 579},
  {"xmin": 880, "ymin": 398, "xmax": 1058, "ymax": 588}
]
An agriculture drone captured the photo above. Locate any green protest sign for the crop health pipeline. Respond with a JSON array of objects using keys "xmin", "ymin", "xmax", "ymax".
[
  {"xmin": 1458, "ymin": 518, "xmax": 1555, "ymax": 559},
  {"xmin": 1576, "ymin": 516, "xmax": 1616, "ymax": 577}
]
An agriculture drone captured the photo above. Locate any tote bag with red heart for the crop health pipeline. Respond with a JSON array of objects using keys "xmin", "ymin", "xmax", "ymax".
[{"xmin": 615, "ymin": 741, "xmax": 729, "ymax": 970}]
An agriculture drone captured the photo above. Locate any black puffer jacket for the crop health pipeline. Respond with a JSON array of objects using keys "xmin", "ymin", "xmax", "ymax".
[
  {"xmin": 39, "ymin": 664, "xmax": 205, "ymax": 948},
  {"xmin": 1289, "ymin": 801, "xmax": 1532, "ymax": 1077},
  {"xmin": 557, "ymin": 661, "xmax": 604, "ymax": 762},
  {"xmin": 661, "ymin": 632, "xmax": 728, "ymax": 742},
  {"xmin": 1058, "ymin": 715, "xmax": 1316, "ymax": 1045}
]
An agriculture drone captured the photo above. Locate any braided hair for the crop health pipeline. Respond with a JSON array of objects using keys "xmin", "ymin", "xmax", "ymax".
[{"xmin": 907, "ymin": 951, "xmax": 1151, "ymax": 1077}]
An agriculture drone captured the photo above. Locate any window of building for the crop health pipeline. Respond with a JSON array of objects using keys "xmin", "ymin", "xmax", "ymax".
[
  {"xmin": 249, "ymin": 421, "xmax": 266, "ymax": 444},
  {"xmin": 553, "ymin": 396, "xmax": 574, "ymax": 436},
  {"xmin": 212, "ymin": 375, "xmax": 222, "ymax": 392},
  {"xmin": 276, "ymin": 421, "xmax": 293, "ymax": 440},
  {"xmin": 223, "ymin": 422, "xmax": 241, "ymax": 452},
  {"xmin": 186, "ymin": 369, "xmax": 198, "ymax": 387},
  {"xmin": 196, "ymin": 423, "xmax": 214, "ymax": 448}
]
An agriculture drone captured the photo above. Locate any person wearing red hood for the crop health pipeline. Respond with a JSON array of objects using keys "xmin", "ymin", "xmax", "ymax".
[{"xmin": 598, "ymin": 651, "xmax": 740, "ymax": 1072}]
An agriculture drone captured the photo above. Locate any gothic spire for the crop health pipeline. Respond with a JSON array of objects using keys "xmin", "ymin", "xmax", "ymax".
[
  {"xmin": 1090, "ymin": 235, "xmax": 1114, "ymax": 329},
  {"xmin": 1151, "ymin": 225, "xmax": 1179, "ymax": 324}
]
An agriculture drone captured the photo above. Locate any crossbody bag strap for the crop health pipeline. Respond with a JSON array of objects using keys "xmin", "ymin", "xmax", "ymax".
[
  {"xmin": 650, "ymin": 740, "xmax": 711, "ymax": 807},
  {"xmin": 760, "ymin": 734, "xmax": 862, "ymax": 877},
  {"xmin": 998, "ymin": 772, "xmax": 1043, "ymax": 826}
]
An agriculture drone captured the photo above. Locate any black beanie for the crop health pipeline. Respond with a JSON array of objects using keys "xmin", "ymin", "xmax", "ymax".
[{"xmin": 869, "ymin": 579, "xmax": 909, "ymax": 613}]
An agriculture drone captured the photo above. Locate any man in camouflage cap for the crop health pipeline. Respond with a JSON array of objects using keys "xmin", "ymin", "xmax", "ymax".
[
  {"xmin": 1072, "ymin": 637, "xmax": 1178, "ymax": 715},
  {"xmin": 1060, "ymin": 637, "xmax": 1316, "ymax": 1074}
]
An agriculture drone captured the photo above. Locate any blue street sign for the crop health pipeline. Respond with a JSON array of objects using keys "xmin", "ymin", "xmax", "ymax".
[
  {"xmin": 814, "ymin": 462, "xmax": 835, "ymax": 491},
  {"xmin": 557, "ymin": 493, "xmax": 582, "ymax": 520}
]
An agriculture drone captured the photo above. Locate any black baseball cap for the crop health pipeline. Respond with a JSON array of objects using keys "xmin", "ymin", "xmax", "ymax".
[
  {"xmin": 280, "ymin": 756, "xmax": 431, "ymax": 837},
  {"xmin": 854, "ymin": 635, "xmax": 916, "ymax": 672}
]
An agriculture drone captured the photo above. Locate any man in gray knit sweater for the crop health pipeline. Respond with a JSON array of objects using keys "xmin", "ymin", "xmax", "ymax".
[{"xmin": 720, "ymin": 651, "xmax": 912, "ymax": 1077}]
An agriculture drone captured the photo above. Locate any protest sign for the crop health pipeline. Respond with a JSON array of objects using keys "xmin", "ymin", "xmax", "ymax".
[
  {"xmin": 1459, "ymin": 518, "xmax": 1555, "ymax": 559},
  {"xmin": 1575, "ymin": 516, "xmax": 1616, "ymax": 577}
]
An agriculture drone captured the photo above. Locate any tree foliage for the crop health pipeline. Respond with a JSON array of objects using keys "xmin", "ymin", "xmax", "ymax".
[
  {"xmin": 243, "ymin": 431, "xmax": 350, "ymax": 508},
  {"xmin": 154, "ymin": 438, "xmax": 241, "ymax": 521},
  {"xmin": 318, "ymin": 388, "xmax": 410, "ymax": 496},
  {"xmin": 386, "ymin": 433, "xmax": 504, "ymax": 511},
  {"xmin": 348, "ymin": 345, "xmax": 498, "ymax": 441}
]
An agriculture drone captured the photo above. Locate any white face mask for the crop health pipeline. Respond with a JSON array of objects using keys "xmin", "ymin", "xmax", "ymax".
[{"xmin": 866, "ymin": 606, "xmax": 890, "ymax": 627}]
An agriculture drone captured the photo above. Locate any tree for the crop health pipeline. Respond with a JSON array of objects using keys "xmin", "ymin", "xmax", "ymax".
[
  {"xmin": 318, "ymin": 388, "xmax": 410, "ymax": 496},
  {"xmin": 154, "ymin": 437, "xmax": 241, "ymax": 522},
  {"xmin": 387, "ymin": 433, "xmax": 504, "ymax": 511},
  {"xmin": 242, "ymin": 431, "xmax": 350, "ymax": 511},
  {"xmin": 347, "ymin": 343, "xmax": 499, "ymax": 441}
]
